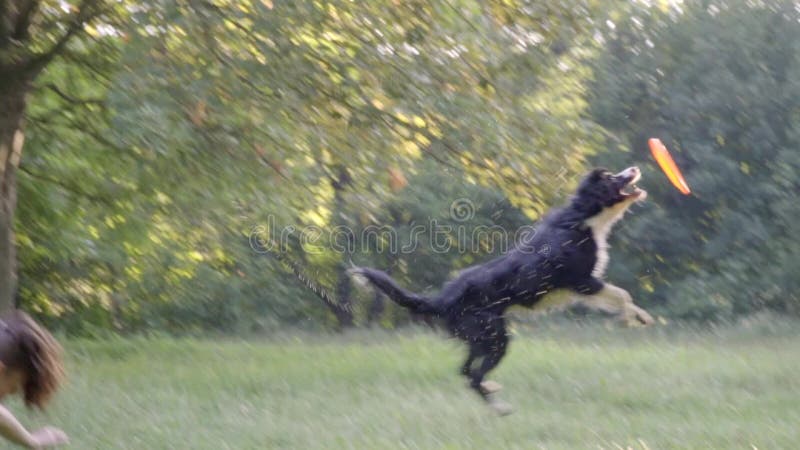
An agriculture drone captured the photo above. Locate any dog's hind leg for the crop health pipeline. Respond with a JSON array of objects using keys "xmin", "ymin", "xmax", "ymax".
[
  {"xmin": 472, "ymin": 338, "xmax": 512, "ymax": 415},
  {"xmin": 460, "ymin": 346, "xmax": 478, "ymax": 377},
  {"xmin": 464, "ymin": 319, "xmax": 512, "ymax": 415},
  {"xmin": 461, "ymin": 345, "xmax": 503, "ymax": 397},
  {"xmin": 461, "ymin": 347, "xmax": 503, "ymax": 392},
  {"xmin": 468, "ymin": 338, "xmax": 507, "ymax": 396}
]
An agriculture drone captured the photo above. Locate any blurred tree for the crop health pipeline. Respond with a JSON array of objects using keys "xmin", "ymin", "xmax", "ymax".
[
  {"xmin": 590, "ymin": 0, "xmax": 800, "ymax": 319},
  {"xmin": 0, "ymin": 0, "xmax": 119, "ymax": 311},
  {"xmin": 15, "ymin": 0, "xmax": 620, "ymax": 332}
]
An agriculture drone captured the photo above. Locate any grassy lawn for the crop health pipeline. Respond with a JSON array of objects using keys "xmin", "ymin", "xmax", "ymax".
[{"xmin": 13, "ymin": 322, "xmax": 800, "ymax": 449}]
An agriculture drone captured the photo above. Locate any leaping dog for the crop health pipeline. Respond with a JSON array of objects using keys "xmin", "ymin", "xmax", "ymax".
[{"xmin": 350, "ymin": 167, "xmax": 654, "ymax": 414}]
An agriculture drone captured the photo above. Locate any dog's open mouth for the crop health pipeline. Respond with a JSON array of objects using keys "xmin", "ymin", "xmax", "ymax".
[
  {"xmin": 621, "ymin": 184, "xmax": 642, "ymax": 196},
  {"xmin": 620, "ymin": 172, "xmax": 645, "ymax": 199}
]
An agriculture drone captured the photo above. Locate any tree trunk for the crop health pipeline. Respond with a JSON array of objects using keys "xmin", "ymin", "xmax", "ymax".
[
  {"xmin": 366, "ymin": 256, "xmax": 395, "ymax": 325},
  {"xmin": 0, "ymin": 81, "xmax": 28, "ymax": 313},
  {"xmin": 0, "ymin": 0, "xmax": 105, "ymax": 313},
  {"xmin": 332, "ymin": 271, "xmax": 354, "ymax": 328},
  {"xmin": 366, "ymin": 289, "xmax": 385, "ymax": 325},
  {"xmin": 331, "ymin": 166, "xmax": 354, "ymax": 328}
]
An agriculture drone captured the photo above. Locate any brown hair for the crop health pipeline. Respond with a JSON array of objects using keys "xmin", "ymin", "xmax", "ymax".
[{"xmin": 0, "ymin": 311, "xmax": 64, "ymax": 408}]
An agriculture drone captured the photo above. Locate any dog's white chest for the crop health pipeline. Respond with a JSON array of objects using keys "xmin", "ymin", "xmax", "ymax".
[
  {"xmin": 585, "ymin": 206, "xmax": 626, "ymax": 279},
  {"xmin": 590, "ymin": 229, "xmax": 610, "ymax": 278}
]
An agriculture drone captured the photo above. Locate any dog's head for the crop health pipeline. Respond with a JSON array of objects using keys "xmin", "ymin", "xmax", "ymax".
[{"xmin": 573, "ymin": 167, "xmax": 646, "ymax": 216}]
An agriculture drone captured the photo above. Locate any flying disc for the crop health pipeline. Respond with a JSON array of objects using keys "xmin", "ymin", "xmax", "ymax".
[{"xmin": 648, "ymin": 138, "xmax": 691, "ymax": 195}]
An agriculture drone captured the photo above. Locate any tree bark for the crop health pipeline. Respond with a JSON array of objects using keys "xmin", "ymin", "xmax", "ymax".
[
  {"xmin": 0, "ymin": 0, "xmax": 104, "ymax": 313},
  {"xmin": 366, "ymin": 289, "xmax": 385, "ymax": 325},
  {"xmin": 0, "ymin": 81, "xmax": 28, "ymax": 313},
  {"xmin": 366, "ymin": 256, "xmax": 395, "ymax": 325},
  {"xmin": 331, "ymin": 166, "xmax": 354, "ymax": 328}
]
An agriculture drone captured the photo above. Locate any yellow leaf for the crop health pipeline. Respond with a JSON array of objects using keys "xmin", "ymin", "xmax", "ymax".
[
  {"xmin": 414, "ymin": 133, "xmax": 430, "ymax": 146},
  {"xmin": 188, "ymin": 251, "xmax": 205, "ymax": 262},
  {"xmin": 401, "ymin": 140, "xmax": 421, "ymax": 158},
  {"xmin": 740, "ymin": 161, "xmax": 750, "ymax": 175},
  {"xmin": 500, "ymin": 167, "xmax": 516, "ymax": 178}
]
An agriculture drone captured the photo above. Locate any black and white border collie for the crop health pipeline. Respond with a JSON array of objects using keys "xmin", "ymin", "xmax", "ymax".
[{"xmin": 350, "ymin": 167, "xmax": 654, "ymax": 414}]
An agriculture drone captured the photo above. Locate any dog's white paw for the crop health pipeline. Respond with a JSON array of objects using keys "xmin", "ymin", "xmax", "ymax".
[
  {"xmin": 620, "ymin": 306, "xmax": 655, "ymax": 327},
  {"xmin": 489, "ymin": 398, "xmax": 514, "ymax": 416},
  {"xmin": 480, "ymin": 380, "xmax": 503, "ymax": 394},
  {"xmin": 629, "ymin": 306, "xmax": 654, "ymax": 326},
  {"xmin": 636, "ymin": 310, "xmax": 655, "ymax": 325}
]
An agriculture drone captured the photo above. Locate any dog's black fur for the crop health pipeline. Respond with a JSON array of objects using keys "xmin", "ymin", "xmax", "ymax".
[{"xmin": 351, "ymin": 167, "xmax": 649, "ymax": 412}]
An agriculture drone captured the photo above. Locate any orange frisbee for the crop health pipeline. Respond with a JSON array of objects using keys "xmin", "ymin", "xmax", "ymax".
[{"xmin": 648, "ymin": 138, "xmax": 691, "ymax": 195}]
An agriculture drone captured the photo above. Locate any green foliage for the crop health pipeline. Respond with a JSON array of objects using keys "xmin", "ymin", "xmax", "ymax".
[
  {"xmin": 16, "ymin": 0, "xmax": 800, "ymax": 331},
  {"xmin": 18, "ymin": 0, "xmax": 607, "ymax": 332},
  {"xmin": 590, "ymin": 0, "xmax": 800, "ymax": 319}
]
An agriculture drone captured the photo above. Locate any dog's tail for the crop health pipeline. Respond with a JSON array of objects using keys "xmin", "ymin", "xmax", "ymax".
[{"xmin": 348, "ymin": 267, "xmax": 440, "ymax": 315}]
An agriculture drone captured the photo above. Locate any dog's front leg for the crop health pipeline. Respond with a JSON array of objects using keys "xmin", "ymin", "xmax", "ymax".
[
  {"xmin": 624, "ymin": 300, "xmax": 655, "ymax": 326},
  {"xmin": 577, "ymin": 282, "xmax": 654, "ymax": 326}
]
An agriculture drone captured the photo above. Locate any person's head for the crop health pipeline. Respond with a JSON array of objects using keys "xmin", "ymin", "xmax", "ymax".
[{"xmin": 0, "ymin": 311, "xmax": 63, "ymax": 409}]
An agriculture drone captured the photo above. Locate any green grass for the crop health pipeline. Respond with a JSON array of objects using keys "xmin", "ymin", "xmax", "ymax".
[{"xmin": 12, "ymin": 323, "xmax": 800, "ymax": 449}]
